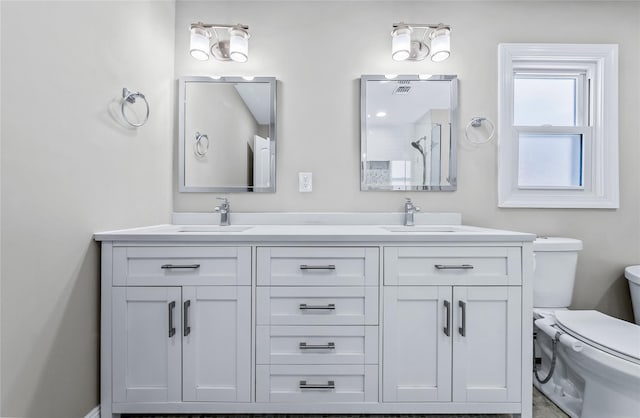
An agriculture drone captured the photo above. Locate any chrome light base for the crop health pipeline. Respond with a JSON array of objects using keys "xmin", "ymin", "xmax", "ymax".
[
  {"xmin": 408, "ymin": 40, "xmax": 430, "ymax": 61},
  {"xmin": 211, "ymin": 40, "xmax": 231, "ymax": 61}
]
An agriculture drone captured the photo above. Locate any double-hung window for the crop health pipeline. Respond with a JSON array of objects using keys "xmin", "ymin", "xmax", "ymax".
[{"xmin": 498, "ymin": 44, "xmax": 618, "ymax": 208}]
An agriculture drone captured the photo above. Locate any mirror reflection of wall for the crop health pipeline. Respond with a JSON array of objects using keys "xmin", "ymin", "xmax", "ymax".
[
  {"xmin": 361, "ymin": 75, "xmax": 457, "ymax": 191},
  {"xmin": 178, "ymin": 76, "xmax": 276, "ymax": 193}
]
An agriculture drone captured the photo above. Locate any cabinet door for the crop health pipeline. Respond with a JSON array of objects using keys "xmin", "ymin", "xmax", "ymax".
[
  {"xmin": 383, "ymin": 286, "xmax": 452, "ymax": 402},
  {"xmin": 452, "ymin": 286, "xmax": 521, "ymax": 403},
  {"xmin": 112, "ymin": 287, "xmax": 182, "ymax": 403},
  {"xmin": 182, "ymin": 286, "xmax": 251, "ymax": 402}
]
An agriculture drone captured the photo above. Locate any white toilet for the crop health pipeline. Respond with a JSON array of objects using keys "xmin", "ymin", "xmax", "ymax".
[
  {"xmin": 625, "ymin": 265, "xmax": 640, "ymax": 324},
  {"xmin": 532, "ymin": 237, "xmax": 640, "ymax": 418}
]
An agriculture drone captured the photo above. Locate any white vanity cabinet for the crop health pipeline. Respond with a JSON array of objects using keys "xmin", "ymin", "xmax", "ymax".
[
  {"xmin": 96, "ymin": 221, "xmax": 534, "ymax": 418},
  {"xmin": 112, "ymin": 286, "xmax": 252, "ymax": 403},
  {"xmin": 383, "ymin": 247, "xmax": 523, "ymax": 404},
  {"xmin": 103, "ymin": 245, "xmax": 252, "ymax": 416},
  {"xmin": 255, "ymin": 247, "xmax": 380, "ymax": 403}
]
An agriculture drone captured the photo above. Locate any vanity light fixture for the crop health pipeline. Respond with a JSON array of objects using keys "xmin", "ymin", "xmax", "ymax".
[
  {"xmin": 189, "ymin": 22, "xmax": 250, "ymax": 62},
  {"xmin": 391, "ymin": 22, "xmax": 451, "ymax": 62}
]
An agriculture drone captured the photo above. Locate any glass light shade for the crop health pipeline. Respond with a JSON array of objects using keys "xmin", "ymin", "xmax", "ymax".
[
  {"xmin": 430, "ymin": 27, "xmax": 450, "ymax": 62},
  {"xmin": 229, "ymin": 28, "xmax": 249, "ymax": 62},
  {"xmin": 391, "ymin": 28, "xmax": 411, "ymax": 61},
  {"xmin": 190, "ymin": 27, "xmax": 210, "ymax": 61}
]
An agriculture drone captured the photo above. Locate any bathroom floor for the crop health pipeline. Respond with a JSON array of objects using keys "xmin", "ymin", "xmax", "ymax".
[{"xmin": 124, "ymin": 387, "xmax": 569, "ymax": 418}]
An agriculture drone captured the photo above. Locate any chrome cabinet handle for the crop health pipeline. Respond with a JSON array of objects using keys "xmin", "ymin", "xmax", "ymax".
[
  {"xmin": 435, "ymin": 264, "xmax": 474, "ymax": 270},
  {"xmin": 299, "ymin": 342, "xmax": 336, "ymax": 350},
  {"xmin": 459, "ymin": 300, "xmax": 466, "ymax": 337},
  {"xmin": 299, "ymin": 380, "xmax": 335, "ymax": 390},
  {"xmin": 183, "ymin": 300, "xmax": 191, "ymax": 337},
  {"xmin": 444, "ymin": 300, "xmax": 451, "ymax": 337},
  {"xmin": 299, "ymin": 264, "xmax": 336, "ymax": 270},
  {"xmin": 299, "ymin": 303, "xmax": 336, "ymax": 310},
  {"xmin": 161, "ymin": 264, "xmax": 201, "ymax": 269},
  {"xmin": 168, "ymin": 301, "xmax": 176, "ymax": 338}
]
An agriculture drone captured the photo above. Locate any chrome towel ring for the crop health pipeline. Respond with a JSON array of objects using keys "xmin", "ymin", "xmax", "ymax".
[
  {"xmin": 465, "ymin": 116, "xmax": 495, "ymax": 144},
  {"xmin": 194, "ymin": 132, "xmax": 209, "ymax": 157},
  {"xmin": 121, "ymin": 87, "xmax": 150, "ymax": 127}
]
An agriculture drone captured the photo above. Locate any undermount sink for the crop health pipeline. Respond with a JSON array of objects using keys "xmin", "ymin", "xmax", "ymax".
[
  {"xmin": 177, "ymin": 225, "xmax": 253, "ymax": 233},
  {"xmin": 382, "ymin": 226, "xmax": 461, "ymax": 233}
]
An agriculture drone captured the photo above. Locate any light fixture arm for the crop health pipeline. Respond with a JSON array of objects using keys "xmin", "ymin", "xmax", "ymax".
[
  {"xmin": 190, "ymin": 22, "xmax": 249, "ymax": 31},
  {"xmin": 392, "ymin": 22, "xmax": 450, "ymax": 31}
]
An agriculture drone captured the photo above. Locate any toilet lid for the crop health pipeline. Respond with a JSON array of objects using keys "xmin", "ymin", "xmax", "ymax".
[{"xmin": 555, "ymin": 310, "xmax": 640, "ymax": 363}]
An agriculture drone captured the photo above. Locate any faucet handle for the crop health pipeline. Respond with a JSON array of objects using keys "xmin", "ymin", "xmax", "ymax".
[
  {"xmin": 215, "ymin": 197, "xmax": 229, "ymax": 212},
  {"xmin": 404, "ymin": 197, "xmax": 420, "ymax": 212}
]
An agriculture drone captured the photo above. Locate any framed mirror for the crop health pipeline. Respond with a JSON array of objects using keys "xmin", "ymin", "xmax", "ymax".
[
  {"xmin": 360, "ymin": 75, "xmax": 457, "ymax": 191},
  {"xmin": 178, "ymin": 76, "xmax": 276, "ymax": 192}
]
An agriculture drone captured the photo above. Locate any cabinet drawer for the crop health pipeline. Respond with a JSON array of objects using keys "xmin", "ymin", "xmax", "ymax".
[
  {"xmin": 256, "ymin": 325, "xmax": 378, "ymax": 365},
  {"xmin": 256, "ymin": 364, "xmax": 378, "ymax": 403},
  {"xmin": 257, "ymin": 287, "xmax": 378, "ymax": 325},
  {"xmin": 257, "ymin": 247, "xmax": 379, "ymax": 286},
  {"xmin": 113, "ymin": 246, "xmax": 251, "ymax": 286},
  {"xmin": 384, "ymin": 247, "xmax": 521, "ymax": 286}
]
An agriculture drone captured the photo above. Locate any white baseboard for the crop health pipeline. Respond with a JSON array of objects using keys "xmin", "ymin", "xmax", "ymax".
[{"xmin": 84, "ymin": 405, "xmax": 100, "ymax": 418}]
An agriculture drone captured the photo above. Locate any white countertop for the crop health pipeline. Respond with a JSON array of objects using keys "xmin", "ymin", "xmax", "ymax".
[{"xmin": 94, "ymin": 213, "xmax": 535, "ymax": 243}]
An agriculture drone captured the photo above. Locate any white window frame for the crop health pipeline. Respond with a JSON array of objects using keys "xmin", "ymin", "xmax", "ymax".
[{"xmin": 498, "ymin": 43, "xmax": 618, "ymax": 208}]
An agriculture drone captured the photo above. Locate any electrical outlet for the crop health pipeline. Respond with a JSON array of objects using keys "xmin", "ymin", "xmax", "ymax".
[{"xmin": 299, "ymin": 172, "xmax": 312, "ymax": 192}]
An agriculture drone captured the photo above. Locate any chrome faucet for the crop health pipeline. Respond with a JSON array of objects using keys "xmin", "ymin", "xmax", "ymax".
[
  {"xmin": 404, "ymin": 197, "xmax": 420, "ymax": 226},
  {"xmin": 215, "ymin": 197, "xmax": 230, "ymax": 226}
]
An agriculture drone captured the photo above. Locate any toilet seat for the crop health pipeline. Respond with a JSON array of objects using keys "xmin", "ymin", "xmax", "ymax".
[{"xmin": 555, "ymin": 310, "xmax": 640, "ymax": 365}]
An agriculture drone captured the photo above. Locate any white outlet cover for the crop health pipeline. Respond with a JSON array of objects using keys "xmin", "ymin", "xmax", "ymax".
[{"xmin": 299, "ymin": 172, "xmax": 312, "ymax": 192}]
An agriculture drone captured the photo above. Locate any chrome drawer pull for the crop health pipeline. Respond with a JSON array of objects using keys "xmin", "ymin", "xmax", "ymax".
[
  {"xmin": 459, "ymin": 300, "xmax": 467, "ymax": 337},
  {"xmin": 299, "ymin": 380, "xmax": 335, "ymax": 390},
  {"xmin": 161, "ymin": 264, "xmax": 201, "ymax": 269},
  {"xmin": 299, "ymin": 342, "xmax": 336, "ymax": 350},
  {"xmin": 183, "ymin": 300, "xmax": 191, "ymax": 337},
  {"xmin": 299, "ymin": 264, "xmax": 336, "ymax": 270},
  {"xmin": 299, "ymin": 303, "xmax": 336, "ymax": 310},
  {"xmin": 443, "ymin": 300, "xmax": 451, "ymax": 337},
  {"xmin": 168, "ymin": 301, "xmax": 176, "ymax": 338},
  {"xmin": 434, "ymin": 264, "xmax": 474, "ymax": 270}
]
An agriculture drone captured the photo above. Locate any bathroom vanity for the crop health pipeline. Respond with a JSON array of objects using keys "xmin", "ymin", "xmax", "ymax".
[{"xmin": 95, "ymin": 213, "xmax": 535, "ymax": 418}]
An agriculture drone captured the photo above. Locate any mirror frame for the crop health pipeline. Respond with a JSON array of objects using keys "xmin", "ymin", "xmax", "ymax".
[
  {"xmin": 178, "ymin": 76, "xmax": 277, "ymax": 193},
  {"xmin": 360, "ymin": 74, "xmax": 458, "ymax": 191}
]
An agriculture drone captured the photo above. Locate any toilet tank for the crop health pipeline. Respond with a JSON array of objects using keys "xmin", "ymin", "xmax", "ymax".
[{"xmin": 533, "ymin": 237, "xmax": 583, "ymax": 308}]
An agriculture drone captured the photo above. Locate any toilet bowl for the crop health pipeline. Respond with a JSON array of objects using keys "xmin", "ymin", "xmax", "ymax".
[
  {"xmin": 532, "ymin": 237, "xmax": 640, "ymax": 418},
  {"xmin": 534, "ymin": 310, "xmax": 640, "ymax": 418}
]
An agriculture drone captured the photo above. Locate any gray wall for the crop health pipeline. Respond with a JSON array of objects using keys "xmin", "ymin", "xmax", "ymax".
[
  {"xmin": 174, "ymin": 1, "xmax": 640, "ymax": 320},
  {"xmin": 0, "ymin": 1, "xmax": 175, "ymax": 417}
]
